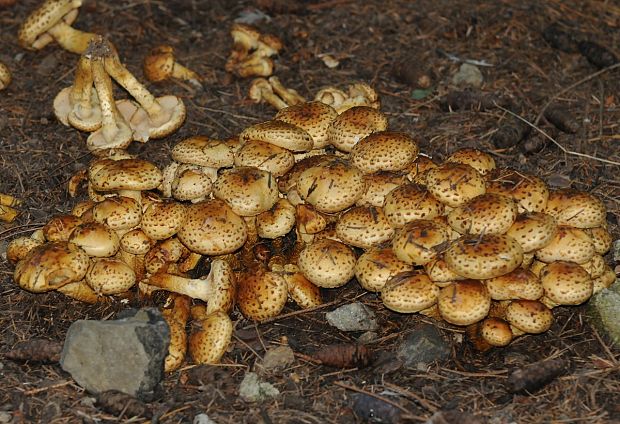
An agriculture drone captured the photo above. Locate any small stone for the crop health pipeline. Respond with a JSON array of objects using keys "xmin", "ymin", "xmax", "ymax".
[
  {"xmin": 451, "ymin": 63, "xmax": 484, "ymax": 88},
  {"xmin": 60, "ymin": 308, "xmax": 169, "ymax": 401},
  {"xmin": 0, "ymin": 411, "xmax": 11, "ymax": 423},
  {"xmin": 193, "ymin": 413, "xmax": 218, "ymax": 424},
  {"xmin": 258, "ymin": 345, "xmax": 295, "ymax": 374},
  {"xmin": 357, "ymin": 331, "xmax": 378, "ymax": 344},
  {"xmin": 325, "ymin": 302, "xmax": 378, "ymax": 332},
  {"xmin": 396, "ymin": 324, "xmax": 451, "ymax": 370},
  {"xmin": 588, "ymin": 281, "xmax": 620, "ymax": 345},
  {"xmin": 238, "ymin": 372, "xmax": 280, "ymax": 403},
  {"xmin": 612, "ymin": 240, "xmax": 620, "ymax": 263}
]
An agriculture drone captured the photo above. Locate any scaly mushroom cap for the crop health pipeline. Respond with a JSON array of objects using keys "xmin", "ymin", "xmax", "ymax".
[
  {"xmin": 57, "ymin": 280, "xmax": 100, "ymax": 303},
  {"xmin": 592, "ymin": 266, "xmax": 616, "ymax": 294},
  {"xmin": 381, "ymin": 272, "xmax": 440, "ymax": 313},
  {"xmin": 581, "ymin": 254, "xmax": 606, "ymax": 279},
  {"xmin": 295, "ymin": 204, "xmax": 328, "ymax": 235},
  {"xmin": 483, "ymin": 268, "xmax": 543, "ymax": 301},
  {"xmin": 351, "ymin": 131, "xmax": 419, "ymax": 174},
  {"xmin": 237, "ymin": 267, "xmax": 288, "ymax": 321},
  {"xmin": 447, "ymin": 193, "xmax": 518, "ymax": 235},
  {"xmin": 335, "ymin": 205, "xmax": 395, "ymax": 249},
  {"xmin": 143, "ymin": 237, "xmax": 188, "ymax": 274},
  {"xmin": 277, "ymin": 154, "xmax": 331, "ymax": 194},
  {"xmin": 534, "ymin": 226, "xmax": 595, "ymax": 264},
  {"xmin": 92, "ymin": 196, "xmax": 142, "ymax": 232},
  {"xmin": 296, "ymin": 158, "xmax": 366, "ymax": 213},
  {"xmin": 424, "ymin": 254, "xmax": 466, "ymax": 284},
  {"xmin": 544, "ymin": 189, "xmax": 607, "ymax": 229},
  {"xmin": 585, "ymin": 226, "xmax": 613, "ymax": 255},
  {"xmin": 141, "ymin": 200, "xmax": 187, "ymax": 240},
  {"xmin": 383, "ymin": 183, "xmax": 445, "ymax": 228},
  {"xmin": 17, "ymin": 0, "xmax": 80, "ymax": 50},
  {"xmin": 143, "ymin": 45, "xmax": 175, "ymax": 81},
  {"xmin": 239, "ymin": 120, "xmax": 314, "ymax": 152},
  {"xmin": 119, "ymin": 228, "xmax": 152, "ymax": 255},
  {"xmin": 505, "ymin": 300, "xmax": 553, "ymax": 334},
  {"xmin": 0, "ymin": 62, "xmax": 11, "ymax": 90},
  {"xmin": 485, "ymin": 169, "xmax": 549, "ymax": 213},
  {"xmin": 85, "ymin": 258, "xmax": 136, "ymax": 295},
  {"xmin": 14, "ymin": 241, "xmax": 90, "ymax": 293},
  {"xmin": 6, "ymin": 236, "xmax": 45, "ymax": 264},
  {"xmin": 506, "ymin": 212, "xmax": 558, "ymax": 252},
  {"xmin": 272, "ymin": 264, "xmax": 323, "ymax": 309},
  {"xmin": 479, "ymin": 317, "xmax": 513, "ymax": 347},
  {"xmin": 68, "ymin": 222, "xmax": 120, "ymax": 257},
  {"xmin": 42, "ymin": 214, "xmax": 82, "ymax": 241},
  {"xmin": 177, "ymin": 199, "xmax": 247, "ymax": 255},
  {"xmin": 275, "ymin": 101, "xmax": 338, "ymax": 149},
  {"xmin": 438, "ymin": 280, "xmax": 491, "ymax": 326},
  {"xmin": 161, "ymin": 294, "xmax": 191, "ymax": 372},
  {"xmin": 355, "ymin": 247, "xmax": 413, "ymax": 292},
  {"xmin": 445, "ymin": 234, "xmax": 524, "ymax": 279},
  {"xmin": 170, "ymin": 164, "xmax": 214, "ymax": 202},
  {"xmin": 539, "ymin": 261, "xmax": 593, "ymax": 306},
  {"xmin": 392, "ymin": 219, "xmax": 451, "ymax": 266},
  {"xmin": 234, "ymin": 139, "xmax": 295, "ymax": 177},
  {"xmin": 406, "ymin": 155, "xmax": 438, "ymax": 184},
  {"xmin": 445, "ymin": 148, "xmax": 496, "ymax": 175},
  {"xmin": 172, "ymin": 136, "xmax": 234, "ymax": 168},
  {"xmin": 189, "ymin": 310, "xmax": 233, "ymax": 364},
  {"xmin": 357, "ymin": 172, "xmax": 406, "ymax": 207},
  {"xmin": 213, "ymin": 166, "xmax": 279, "ymax": 217},
  {"xmin": 298, "ymin": 238, "xmax": 357, "ymax": 288},
  {"xmin": 256, "ymin": 198, "xmax": 296, "ymax": 239},
  {"xmin": 327, "ymin": 106, "xmax": 389, "ymax": 153},
  {"xmin": 425, "ymin": 163, "xmax": 486, "ymax": 208},
  {"xmin": 89, "ymin": 158, "xmax": 163, "ymax": 192}
]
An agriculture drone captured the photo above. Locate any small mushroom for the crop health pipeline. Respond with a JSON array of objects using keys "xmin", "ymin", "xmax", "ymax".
[
  {"xmin": 447, "ymin": 193, "xmax": 518, "ymax": 235},
  {"xmin": 68, "ymin": 222, "xmax": 120, "ymax": 257},
  {"xmin": 140, "ymin": 200, "xmax": 187, "ymax": 240},
  {"xmin": 188, "ymin": 308, "xmax": 233, "ymax": 364},
  {"xmin": 57, "ymin": 280, "xmax": 100, "ymax": 303},
  {"xmin": 161, "ymin": 294, "xmax": 191, "ymax": 372},
  {"xmin": 88, "ymin": 157, "xmax": 163, "ymax": 204},
  {"xmin": 479, "ymin": 317, "xmax": 513, "ymax": 347},
  {"xmin": 213, "ymin": 167, "xmax": 279, "ymax": 217},
  {"xmin": 256, "ymin": 198, "xmax": 296, "ymax": 239},
  {"xmin": 42, "ymin": 214, "xmax": 83, "ymax": 241},
  {"xmin": 237, "ymin": 267, "xmax": 288, "ymax": 321},
  {"xmin": 240, "ymin": 120, "xmax": 314, "ymax": 152},
  {"xmin": 381, "ymin": 272, "xmax": 440, "ymax": 313},
  {"xmin": 355, "ymin": 247, "xmax": 413, "ymax": 292},
  {"xmin": 335, "ymin": 205, "xmax": 395, "ymax": 249},
  {"xmin": 275, "ymin": 101, "xmax": 338, "ymax": 150},
  {"xmin": 297, "ymin": 238, "xmax": 357, "ymax": 288},
  {"xmin": 535, "ymin": 226, "xmax": 595, "ymax": 264},
  {"xmin": 171, "ymin": 136, "xmax": 235, "ymax": 169},
  {"xmin": 234, "ymin": 140, "xmax": 295, "ymax": 177},
  {"xmin": 0, "ymin": 61, "xmax": 11, "ymax": 90},
  {"xmin": 357, "ymin": 172, "xmax": 407, "ymax": 207},
  {"xmin": 438, "ymin": 280, "xmax": 491, "ymax": 326},
  {"xmin": 327, "ymin": 106, "xmax": 389, "ymax": 153},
  {"xmin": 6, "ymin": 234, "xmax": 45, "ymax": 264},
  {"xmin": 483, "ymin": 268, "xmax": 543, "ymax": 301},
  {"xmin": 585, "ymin": 226, "xmax": 613, "ymax": 255},
  {"xmin": 539, "ymin": 261, "xmax": 593, "ymax": 307},
  {"xmin": 268, "ymin": 76, "xmax": 306, "ymax": 106},
  {"xmin": 506, "ymin": 212, "xmax": 558, "ymax": 252},
  {"xmin": 486, "ymin": 169, "xmax": 549, "ymax": 213},
  {"xmin": 391, "ymin": 219, "xmax": 451, "ymax": 266},
  {"xmin": 351, "ymin": 131, "xmax": 419, "ymax": 174},
  {"xmin": 382, "ymin": 183, "xmax": 445, "ymax": 228},
  {"xmin": 445, "ymin": 148, "xmax": 496, "ymax": 175},
  {"xmin": 424, "ymin": 254, "xmax": 466, "ymax": 285},
  {"xmin": 426, "ymin": 163, "xmax": 486, "ymax": 208},
  {"xmin": 143, "ymin": 45, "xmax": 202, "ymax": 89},
  {"xmin": 504, "ymin": 299, "xmax": 553, "ymax": 334},
  {"xmin": 544, "ymin": 189, "xmax": 607, "ymax": 229},
  {"xmin": 85, "ymin": 258, "xmax": 136, "ymax": 295},
  {"xmin": 249, "ymin": 78, "xmax": 289, "ymax": 110}
]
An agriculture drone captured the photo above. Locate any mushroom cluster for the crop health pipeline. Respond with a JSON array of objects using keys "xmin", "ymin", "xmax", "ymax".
[{"xmin": 225, "ymin": 23, "xmax": 282, "ymax": 78}]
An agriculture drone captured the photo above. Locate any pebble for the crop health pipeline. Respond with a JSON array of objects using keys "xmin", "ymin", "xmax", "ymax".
[
  {"xmin": 325, "ymin": 302, "xmax": 378, "ymax": 332},
  {"xmin": 238, "ymin": 372, "xmax": 280, "ymax": 403},
  {"xmin": 396, "ymin": 324, "xmax": 451, "ymax": 370},
  {"xmin": 451, "ymin": 63, "xmax": 484, "ymax": 88}
]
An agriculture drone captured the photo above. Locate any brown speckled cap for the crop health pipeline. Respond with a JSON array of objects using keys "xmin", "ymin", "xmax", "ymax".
[
  {"xmin": 43, "ymin": 214, "xmax": 82, "ymax": 242},
  {"xmin": 535, "ymin": 226, "xmax": 595, "ymax": 264},
  {"xmin": 350, "ymin": 131, "xmax": 419, "ymax": 174},
  {"xmin": 438, "ymin": 280, "xmax": 491, "ymax": 326},
  {"xmin": 357, "ymin": 172, "xmax": 406, "ymax": 207},
  {"xmin": 18, "ymin": 0, "xmax": 81, "ymax": 50},
  {"xmin": 392, "ymin": 219, "xmax": 451, "ymax": 266},
  {"xmin": 381, "ymin": 272, "xmax": 440, "ymax": 313},
  {"xmin": 141, "ymin": 200, "xmax": 187, "ymax": 241},
  {"xmin": 485, "ymin": 168, "xmax": 549, "ymax": 213},
  {"xmin": 89, "ymin": 158, "xmax": 163, "ymax": 192},
  {"xmin": 544, "ymin": 189, "xmax": 607, "ymax": 229},
  {"xmin": 189, "ymin": 310, "xmax": 233, "ymax": 364},
  {"xmin": 85, "ymin": 258, "xmax": 135, "ymax": 295},
  {"xmin": 234, "ymin": 139, "xmax": 295, "ymax": 177},
  {"xmin": 237, "ymin": 268, "xmax": 288, "ymax": 321},
  {"xmin": 447, "ymin": 193, "xmax": 517, "ymax": 235},
  {"xmin": 426, "ymin": 163, "xmax": 486, "ymax": 208},
  {"xmin": 539, "ymin": 261, "xmax": 593, "ymax": 306},
  {"xmin": 445, "ymin": 148, "xmax": 496, "ymax": 175},
  {"xmin": 274, "ymin": 266, "xmax": 323, "ymax": 309},
  {"xmin": 335, "ymin": 205, "xmax": 394, "ymax": 249},
  {"xmin": 298, "ymin": 238, "xmax": 357, "ymax": 288},
  {"xmin": 424, "ymin": 254, "xmax": 466, "ymax": 284},
  {"xmin": 480, "ymin": 317, "xmax": 513, "ymax": 347},
  {"xmin": 275, "ymin": 101, "xmax": 338, "ymax": 149},
  {"xmin": 239, "ymin": 120, "xmax": 313, "ymax": 152},
  {"xmin": 327, "ymin": 106, "xmax": 388, "ymax": 153},
  {"xmin": 483, "ymin": 268, "xmax": 543, "ymax": 301},
  {"xmin": 69, "ymin": 222, "xmax": 120, "ymax": 257},
  {"xmin": 581, "ymin": 254, "xmax": 606, "ymax": 279},
  {"xmin": 505, "ymin": 299, "xmax": 553, "ymax": 333},
  {"xmin": 405, "ymin": 156, "xmax": 438, "ymax": 185},
  {"xmin": 445, "ymin": 234, "xmax": 523, "ymax": 279},
  {"xmin": 355, "ymin": 247, "xmax": 413, "ymax": 292},
  {"xmin": 256, "ymin": 198, "xmax": 296, "ymax": 239},
  {"xmin": 213, "ymin": 166, "xmax": 279, "ymax": 217},
  {"xmin": 119, "ymin": 228, "xmax": 152, "ymax": 255},
  {"xmin": 506, "ymin": 212, "xmax": 558, "ymax": 252},
  {"xmin": 383, "ymin": 183, "xmax": 444, "ymax": 228},
  {"xmin": 92, "ymin": 196, "xmax": 142, "ymax": 231},
  {"xmin": 592, "ymin": 266, "xmax": 616, "ymax": 294},
  {"xmin": 585, "ymin": 226, "xmax": 613, "ymax": 255},
  {"xmin": 172, "ymin": 136, "xmax": 234, "ymax": 168}
]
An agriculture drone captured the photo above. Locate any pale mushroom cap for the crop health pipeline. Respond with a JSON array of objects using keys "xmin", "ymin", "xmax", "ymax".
[
  {"xmin": 445, "ymin": 148, "xmax": 496, "ymax": 175},
  {"xmin": 485, "ymin": 169, "xmax": 549, "ymax": 213},
  {"xmin": 350, "ymin": 131, "xmax": 419, "ymax": 174},
  {"xmin": 171, "ymin": 164, "xmax": 214, "ymax": 202},
  {"xmin": 544, "ymin": 189, "xmax": 607, "ymax": 229},
  {"xmin": 239, "ymin": 120, "xmax": 314, "ymax": 152},
  {"xmin": 335, "ymin": 205, "xmax": 395, "ymax": 249},
  {"xmin": 535, "ymin": 226, "xmax": 595, "ymax": 264},
  {"xmin": 280, "ymin": 270, "xmax": 322, "ymax": 309},
  {"xmin": 144, "ymin": 237, "xmax": 188, "ymax": 275},
  {"xmin": 327, "ymin": 106, "xmax": 389, "ymax": 152},
  {"xmin": 506, "ymin": 212, "xmax": 558, "ymax": 252},
  {"xmin": 480, "ymin": 317, "xmax": 513, "ymax": 347},
  {"xmin": 357, "ymin": 172, "xmax": 407, "ymax": 207},
  {"xmin": 383, "ymin": 183, "xmax": 445, "ymax": 228},
  {"xmin": 17, "ymin": 0, "xmax": 81, "ymax": 49},
  {"xmin": 444, "ymin": 234, "xmax": 524, "ymax": 279},
  {"xmin": 392, "ymin": 219, "xmax": 451, "ymax": 266},
  {"xmin": 92, "ymin": 196, "xmax": 142, "ymax": 231},
  {"xmin": 6, "ymin": 236, "xmax": 45, "ymax": 264},
  {"xmin": 381, "ymin": 272, "xmax": 440, "ymax": 313},
  {"xmin": 0, "ymin": 62, "xmax": 11, "ymax": 90},
  {"xmin": 585, "ymin": 226, "xmax": 613, "ymax": 255},
  {"xmin": 275, "ymin": 101, "xmax": 338, "ymax": 149},
  {"xmin": 213, "ymin": 166, "xmax": 279, "ymax": 216},
  {"xmin": 177, "ymin": 199, "xmax": 247, "ymax": 255},
  {"xmin": 85, "ymin": 258, "xmax": 136, "ymax": 295},
  {"xmin": 256, "ymin": 198, "xmax": 296, "ymax": 239},
  {"xmin": 237, "ymin": 268, "xmax": 288, "ymax": 321},
  {"xmin": 438, "ymin": 280, "xmax": 491, "ymax": 326},
  {"xmin": 539, "ymin": 261, "xmax": 593, "ymax": 306},
  {"xmin": 89, "ymin": 158, "xmax": 163, "ymax": 192},
  {"xmin": 189, "ymin": 310, "xmax": 233, "ymax": 364},
  {"xmin": 424, "ymin": 254, "xmax": 466, "ymax": 284},
  {"xmin": 172, "ymin": 136, "xmax": 234, "ymax": 168},
  {"xmin": 119, "ymin": 228, "xmax": 152, "ymax": 255},
  {"xmin": 277, "ymin": 153, "xmax": 332, "ymax": 194},
  {"xmin": 43, "ymin": 214, "xmax": 82, "ymax": 241},
  {"xmin": 298, "ymin": 238, "xmax": 357, "ymax": 288},
  {"xmin": 483, "ymin": 268, "xmax": 544, "ymax": 301},
  {"xmin": 447, "ymin": 193, "xmax": 518, "ymax": 235},
  {"xmin": 426, "ymin": 163, "xmax": 486, "ymax": 208},
  {"xmin": 234, "ymin": 139, "xmax": 295, "ymax": 177},
  {"xmin": 14, "ymin": 241, "xmax": 90, "ymax": 293},
  {"xmin": 141, "ymin": 200, "xmax": 187, "ymax": 240},
  {"xmin": 505, "ymin": 299, "xmax": 553, "ymax": 334},
  {"xmin": 355, "ymin": 247, "xmax": 413, "ymax": 292}
]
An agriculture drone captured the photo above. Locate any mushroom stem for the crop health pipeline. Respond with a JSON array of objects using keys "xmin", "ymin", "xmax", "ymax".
[
  {"xmin": 172, "ymin": 62, "xmax": 201, "ymax": 83},
  {"xmin": 268, "ymin": 76, "xmax": 306, "ymax": 106},
  {"xmin": 47, "ymin": 22, "xmax": 96, "ymax": 54},
  {"xmin": 249, "ymin": 78, "xmax": 288, "ymax": 110}
]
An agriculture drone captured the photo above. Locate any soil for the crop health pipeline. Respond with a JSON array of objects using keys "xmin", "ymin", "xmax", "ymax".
[{"xmin": 1, "ymin": 0, "xmax": 619, "ymax": 423}]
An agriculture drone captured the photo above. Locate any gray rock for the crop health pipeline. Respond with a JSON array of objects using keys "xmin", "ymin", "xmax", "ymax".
[
  {"xmin": 357, "ymin": 331, "xmax": 378, "ymax": 344},
  {"xmin": 612, "ymin": 239, "xmax": 620, "ymax": 262},
  {"xmin": 325, "ymin": 302, "xmax": 378, "ymax": 332},
  {"xmin": 60, "ymin": 308, "xmax": 169, "ymax": 401},
  {"xmin": 397, "ymin": 324, "xmax": 451, "ymax": 370},
  {"xmin": 257, "ymin": 345, "xmax": 295, "ymax": 374},
  {"xmin": 238, "ymin": 372, "xmax": 280, "ymax": 403},
  {"xmin": 193, "ymin": 413, "xmax": 218, "ymax": 424},
  {"xmin": 588, "ymin": 280, "xmax": 620, "ymax": 345},
  {"xmin": 0, "ymin": 411, "xmax": 11, "ymax": 424},
  {"xmin": 452, "ymin": 63, "xmax": 484, "ymax": 88}
]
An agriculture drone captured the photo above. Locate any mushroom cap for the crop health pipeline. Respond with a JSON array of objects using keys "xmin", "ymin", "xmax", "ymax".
[
  {"xmin": 335, "ymin": 205, "xmax": 395, "ymax": 249},
  {"xmin": 234, "ymin": 139, "xmax": 295, "ymax": 177},
  {"xmin": 144, "ymin": 237, "xmax": 188, "ymax": 275},
  {"xmin": 327, "ymin": 106, "xmax": 389, "ymax": 152},
  {"xmin": 295, "ymin": 204, "xmax": 328, "ymax": 235},
  {"xmin": 188, "ymin": 310, "xmax": 233, "ymax": 364},
  {"xmin": 539, "ymin": 261, "xmax": 593, "ymax": 306},
  {"xmin": 535, "ymin": 226, "xmax": 595, "ymax": 264},
  {"xmin": 230, "ymin": 22, "xmax": 261, "ymax": 47},
  {"xmin": 14, "ymin": 241, "xmax": 90, "ymax": 293},
  {"xmin": 128, "ymin": 95, "xmax": 187, "ymax": 140},
  {"xmin": 581, "ymin": 254, "xmax": 606, "ymax": 279},
  {"xmin": 350, "ymin": 131, "xmax": 419, "ymax": 174},
  {"xmin": 272, "ymin": 264, "xmax": 323, "ymax": 309},
  {"xmin": 172, "ymin": 135, "xmax": 234, "ymax": 168},
  {"xmin": 406, "ymin": 155, "xmax": 438, "ymax": 184},
  {"xmin": 17, "ymin": 0, "xmax": 81, "ymax": 50},
  {"xmin": 42, "ymin": 214, "xmax": 82, "ymax": 241},
  {"xmin": 92, "ymin": 195, "xmax": 142, "ymax": 231},
  {"xmin": 445, "ymin": 234, "xmax": 524, "ymax": 279},
  {"xmin": 213, "ymin": 166, "xmax": 279, "ymax": 216},
  {"xmin": 506, "ymin": 212, "xmax": 558, "ymax": 252},
  {"xmin": 57, "ymin": 280, "xmax": 100, "ymax": 304},
  {"xmin": 143, "ymin": 44, "xmax": 175, "ymax": 82},
  {"xmin": 89, "ymin": 158, "xmax": 163, "ymax": 192},
  {"xmin": 357, "ymin": 172, "xmax": 407, "ymax": 207},
  {"xmin": 177, "ymin": 199, "xmax": 247, "ymax": 255},
  {"xmin": 483, "ymin": 268, "xmax": 543, "ymax": 300},
  {"xmin": 355, "ymin": 247, "xmax": 413, "ymax": 292},
  {"xmin": 239, "ymin": 120, "xmax": 314, "ymax": 152},
  {"xmin": 6, "ymin": 236, "xmax": 45, "ymax": 264},
  {"xmin": 170, "ymin": 164, "xmax": 214, "ymax": 202},
  {"xmin": 505, "ymin": 299, "xmax": 553, "ymax": 334},
  {"xmin": 141, "ymin": 200, "xmax": 187, "ymax": 240},
  {"xmin": 424, "ymin": 254, "xmax": 466, "ymax": 284},
  {"xmin": 277, "ymin": 153, "xmax": 332, "ymax": 194},
  {"xmin": 479, "ymin": 317, "xmax": 513, "ymax": 347},
  {"xmin": 392, "ymin": 219, "xmax": 451, "ymax": 266},
  {"xmin": 68, "ymin": 222, "xmax": 120, "ymax": 257},
  {"xmin": 383, "ymin": 183, "xmax": 445, "ymax": 228},
  {"xmin": 381, "ymin": 272, "xmax": 440, "ymax": 313},
  {"xmin": 85, "ymin": 258, "xmax": 136, "ymax": 295},
  {"xmin": 426, "ymin": 163, "xmax": 486, "ymax": 208},
  {"xmin": 445, "ymin": 148, "xmax": 496, "ymax": 175},
  {"xmin": 296, "ymin": 158, "xmax": 366, "ymax": 213},
  {"xmin": 447, "ymin": 193, "xmax": 518, "ymax": 235},
  {"xmin": 256, "ymin": 198, "xmax": 296, "ymax": 239},
  {"xmin": 119, "ymin": 228, "xmax": 152, "ymax": 255},
  {"xmin": 0, "ymin": 62, "xmax": 11, "ymax": 90},
  {"xmin": 298, "ymin": 239, "xmax": 357, "ymax": 288},
  {"xmin": 438, "ymin": 280, "xmax": 491, "ymax": 326},
  {"xmin": 592, "ymin": 265, "xmax": 616, "ymax": 294},
  {"xmin": 544, "ymin": 189, "xmax": 607, "ymax": 229},
  {"xmin": 485, "ymin": 169, "xmax": 549, "ymax": 213},
  {"xmin": 237, "ymin": 268, "xmax": 288, "ymax": 321},
  {"xmin": 585, "ymin": 226, "xmax": 613, "ymax": 255},
  {"xmin": 275, "ymin": 101, "xmax": 338, "ymax": 149}
]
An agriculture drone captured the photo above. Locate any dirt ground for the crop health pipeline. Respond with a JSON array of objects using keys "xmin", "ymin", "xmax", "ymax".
[{"xmin": 1, "ymin": 0, "xmax": 619, "ymax": 423}]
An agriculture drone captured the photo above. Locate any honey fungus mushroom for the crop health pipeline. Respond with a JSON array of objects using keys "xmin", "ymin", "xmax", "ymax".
[{"xmin": 143, "ymin": 45, "xmax": 202, "ymax": 88}]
